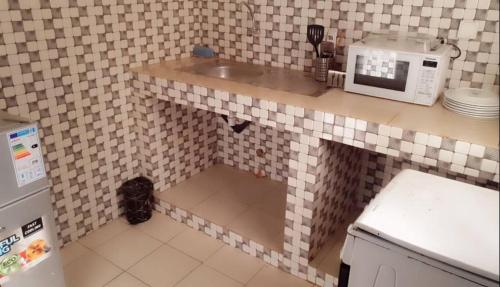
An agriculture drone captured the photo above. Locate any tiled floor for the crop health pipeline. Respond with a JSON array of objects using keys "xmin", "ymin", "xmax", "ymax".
[
  {"xmin": 62, "ymin": 213, "xmax": 313, "ymax": 287},
  {"xmin": 309, "ymin": 209, "xmax": 363, "ymax": 276},
  {"xmin": 155, "ymin": 164, "xmax": 287, "ymax": 251}
]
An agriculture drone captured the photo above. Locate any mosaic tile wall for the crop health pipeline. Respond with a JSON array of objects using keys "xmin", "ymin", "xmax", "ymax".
[
  {"xmin": 358, "ymin": 150, "xmax": 500, "ymax": 205},
  {"xmin": 0, "ymin": 0, "xmax": 202, "ymax": 245},
  {"xmin": 132, "ymin": 87, "xmax": 293, "ymax": 192},
  {"xmin": 217, "ymin": 116, "xmax": 291, "ymax": 183},
  {"xmin": 201, "ymin": 0, "xmax": 499, "ymax": 89},
  {"xmin": 132, "ymin": 84, "xmax": 218, "ymax": 191},
  {"xmin": 309, "ymin": 141, "xmax": 363, "ymax": 261}
]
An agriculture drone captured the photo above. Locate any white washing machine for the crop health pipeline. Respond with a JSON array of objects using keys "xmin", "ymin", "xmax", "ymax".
[{"xmin": 339, "ymin": 169, "xmax": 499, "ymax": 287}]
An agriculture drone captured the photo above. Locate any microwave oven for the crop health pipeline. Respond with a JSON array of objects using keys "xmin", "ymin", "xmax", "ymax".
[{"xmin": 344, "ymin": 33, "xmax": 452, "ymax": 106}]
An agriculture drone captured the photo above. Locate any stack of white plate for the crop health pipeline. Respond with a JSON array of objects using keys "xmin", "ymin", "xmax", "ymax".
[{"xmin": 443, "ymin": 88, "xmax": 499, "ymax": 119}]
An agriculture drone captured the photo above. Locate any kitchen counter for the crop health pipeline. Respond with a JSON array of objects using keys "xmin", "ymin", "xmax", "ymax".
[
  {"xmin": 132, "ymin": 58, "xmax": 498, "ymax": 148},
  {"xmin": 130, "ymin": 57, "xmax": 499, "ymax": 182}
]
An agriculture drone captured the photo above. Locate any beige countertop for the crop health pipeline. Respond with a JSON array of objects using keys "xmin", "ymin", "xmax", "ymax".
[{"xmin": 131, "ymin": 57, "xmax": 499, "ymax": 149}]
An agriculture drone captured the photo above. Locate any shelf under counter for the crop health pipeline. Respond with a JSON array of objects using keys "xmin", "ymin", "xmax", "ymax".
[{"xmin": 155, "ymin": 164, "xmax": 287, "ymax": 252}]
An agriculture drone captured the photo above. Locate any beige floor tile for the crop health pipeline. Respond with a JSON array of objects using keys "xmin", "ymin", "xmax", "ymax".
[
  {"xmin": 79, "ymin": 219, "xmax": 130, "ymax": 249},
  {"xmin": 175, "ymin": 265, "xmax": 243, "ymax": 287},
  {"xmin": 64, "ymin": 252, "xmax": 121, "ymax": 287},
  {"xmin": 205, "ymin": 246, "xmax": 264, "ymax": 284},
  {"xmin": 129, "ymin": 245, "xmax": 200, "ymax": 287},
  {"xmin": 95, "ymin": 229, "xmax": 162, "ymax": 269},
  {"xmin": 246, "ymin": 266, "xmax": 312, "ymax": 287},
  {"xmin": 309, "ymin": 235, "xmax": 337, "ymax": 267},
  {"xmin": 156, "ymin": 180, "xmax": 218, "ymax": 210},
  {"xmin": 251, "ymin": 187, "xmax": 287, "ymax": 218},
  {"xmin": 134, "ymin": 211, "xmax": 187, "ymax": 242},
  {"xmin": 317, "ymin": 239, "xmax": 344, "ymax": 277},
  {"xmin": 215, "ymin": 165, "xmax": 286, "ymax": 206},
  {"xmin": 192, "ymin": 192, "xmax": 249, "ymax": 226},
  {"xmin": 228, "ymin": 207, "xmax": 284, "ymax": 251},
  {"xmin": 60, "ymin": 241, "xmax": 90, "ymax": 267},
  {"xmin": 310, "ymin": 209, "xmax": 363, "ymax": 276},
  {"xmin": 168, "ymin": 228, "xmax": 224, "ymax": 261},
  {"xmin": 104, "ymin": 272, "xmax": 149, "ymax": 287}
]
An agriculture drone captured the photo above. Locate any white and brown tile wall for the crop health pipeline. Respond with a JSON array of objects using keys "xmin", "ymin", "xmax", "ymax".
[
  {"xmin": 217, "ymin": 117, "xmax": 291, "ymax": 183},
  {"xmin": 357, "ymin": 149, "xmax": 500, "ymax": 204},
  {"xmin": 0, "ymin": 0, "xmax": 202, "ymax": 246},
  {"xmin": 309, "ymin": 141, "xmax": 363, "ymax": 261},
  {"xmin": 201, "ymin": 0, "xmax": 499, "ymax": 89},
  {"xmin": 132, "ymin": 85, "xmax": 292, "ymax": 190}
]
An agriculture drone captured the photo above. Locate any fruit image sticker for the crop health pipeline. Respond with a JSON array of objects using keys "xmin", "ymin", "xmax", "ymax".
[{"xmin": 25, "ymin": 240, "xmax": 50, "ymax": 262}]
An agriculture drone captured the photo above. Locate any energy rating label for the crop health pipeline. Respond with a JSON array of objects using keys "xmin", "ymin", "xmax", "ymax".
[
  {"xmin": 7, "ymin": 126, "xmax": 46, "ymax": 187},
  {"xmin": 12, "ymin": 143, "xmax": 31, "ymax": 160}
]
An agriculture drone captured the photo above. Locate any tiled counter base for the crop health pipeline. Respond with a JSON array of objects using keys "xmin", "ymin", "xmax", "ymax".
[
  {"xmin": 131, "ymin": 92, "xmax": 362, "ymax": 285},
  {"xmin": 131, "ymin": 70, "xmax": 500, "ymax": 185},
  {"xmin": 130, "ymin": 70, "xmax": 499, "ymax": 287}
]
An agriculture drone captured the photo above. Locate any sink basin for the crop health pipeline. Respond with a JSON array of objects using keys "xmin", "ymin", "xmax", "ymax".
[
  {"xmin": 178, "ymin": 59, "xmax": 329, "ymax": 97},
  {"xmin": 191, "ymin": 64, "xmax": 264, "ymax": 80}
]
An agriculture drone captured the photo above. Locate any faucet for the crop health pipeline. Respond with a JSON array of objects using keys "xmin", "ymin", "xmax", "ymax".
[{"xmin": 238, "ymin": 1, "xmax": 259, "ymax": 36}]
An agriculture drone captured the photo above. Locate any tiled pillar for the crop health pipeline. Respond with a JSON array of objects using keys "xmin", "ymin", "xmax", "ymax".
[
  {"xmin": 284, "ymin": 132, "xmax": 365, "ymax": 280},
  {"xmin": 283, "ymin": 133, "xmax": 322, "ymax": 279}
]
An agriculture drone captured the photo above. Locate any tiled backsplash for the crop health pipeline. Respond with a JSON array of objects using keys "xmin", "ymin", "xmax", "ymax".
[
  {"xmin": 0, "ymin": 0, "xmax": 202, "ymax": 245},
  {"xmin": 357, "ymin": 149, "xmax": 500, "ymax": 204},
  {"xmin": 202, "ymin": 0, "xmax": 499, "ymax": 89},
  {"xmin": 217, "ymin": 117, "xmax": 291, "ymax": 182}
]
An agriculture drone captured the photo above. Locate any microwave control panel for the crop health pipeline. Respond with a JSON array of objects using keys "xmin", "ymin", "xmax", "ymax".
[{"xmin": 414, "ymin": 60, "xmax": 439, "ymax": 104}]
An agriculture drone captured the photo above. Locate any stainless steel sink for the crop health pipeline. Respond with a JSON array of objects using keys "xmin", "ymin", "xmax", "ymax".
[
  {"xmin": 178, "ymin": 59, "xmax": 329, "ymax": 97},
  {"xmin": 191, "ymin": 64, "xmax": 264, "ymax": 80}
]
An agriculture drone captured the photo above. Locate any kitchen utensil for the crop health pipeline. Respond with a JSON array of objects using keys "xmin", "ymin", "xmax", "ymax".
[
  {"xmin": 307, "ymin": 24, "xmax": 324, "ymax": 58},
  {"xmin": 320, "ymin": 41, "xmax": 335, "ymax": 58}
]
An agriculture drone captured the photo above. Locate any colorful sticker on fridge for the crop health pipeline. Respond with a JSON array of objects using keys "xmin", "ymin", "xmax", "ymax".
[
  {"xmin": 0, "ymin": 217, "xmax": 53, "ymax": 285},
  {"xmin": 6, "ymin": 126, "xmax": 46, "ymax": 187}
]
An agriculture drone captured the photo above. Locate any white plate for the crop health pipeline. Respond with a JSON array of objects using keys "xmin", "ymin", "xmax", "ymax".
[
  {"xmin": 443, "ymin": 104, "xmax": 499, "ymax": 116},
  {"xmin": 444, "ymin": 88, "xmax": 499, "ymax": 107},
  {"xmin": 443, "ymin": 97, "xmax": 500, "ymax": 111},
  {"xmin": 443, "ymin": 105, "xmax": 500, "ymax": 118},
  {"xmin": 443, "ymin": 100, "xmax": 499, "ymax": 113}
]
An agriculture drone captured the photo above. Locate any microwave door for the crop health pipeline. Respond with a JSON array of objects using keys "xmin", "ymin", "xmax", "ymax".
[{"xmin": 346, "ymin": 49, "xmax": 420, "ymax": 103}]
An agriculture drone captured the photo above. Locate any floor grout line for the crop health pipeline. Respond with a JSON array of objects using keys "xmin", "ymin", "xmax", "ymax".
[
  {"xmin": 244, "ymin": 264, "xmax": 267, "ymax": 286},
  {"xmin": 124, "ymin": 270, "xmax": 153, "ymax": 287}
]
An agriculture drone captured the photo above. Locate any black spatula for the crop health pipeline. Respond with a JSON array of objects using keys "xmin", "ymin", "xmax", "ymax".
[{"xmin": 307, "ymin": 24, "xmax": 324, "ymax": 58}]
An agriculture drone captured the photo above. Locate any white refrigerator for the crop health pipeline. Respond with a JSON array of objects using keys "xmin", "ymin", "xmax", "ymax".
[{"xmin": 0, "ymin": 112, "xmax": 65, "ymax": 286}]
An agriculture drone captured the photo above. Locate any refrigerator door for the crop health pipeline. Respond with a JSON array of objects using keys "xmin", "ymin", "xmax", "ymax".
[
  {"xmin": 0, "ymin": 116, "xmax": 48, "ymax": 208},
  {"xmin": 0, "ymin": 189, "xmax": 65, "ymax": 287}
]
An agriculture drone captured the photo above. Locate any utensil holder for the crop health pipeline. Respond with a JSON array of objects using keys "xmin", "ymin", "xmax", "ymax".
[{"xmin": 314, "ymin": 57, "xmax": 332, "ymax": 82}]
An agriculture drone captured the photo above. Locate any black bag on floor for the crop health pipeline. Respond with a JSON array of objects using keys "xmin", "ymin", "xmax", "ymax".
[{"xmin": 120, "ymin": 177, "xmax": 154, "ymax": 225}]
